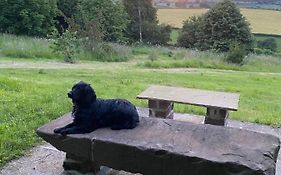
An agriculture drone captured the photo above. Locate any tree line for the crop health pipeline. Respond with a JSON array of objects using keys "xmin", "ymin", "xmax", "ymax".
[{"xmin": 0, "ymin": 0, "xmax": 171, "ymax": 45}]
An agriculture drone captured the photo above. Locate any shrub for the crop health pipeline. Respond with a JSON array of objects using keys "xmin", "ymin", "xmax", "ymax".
[
  {"xmin": 254, "ymin": 48, "xmax": 275, "ymax": 55},
  {"xmin": 147, "ymin": 50, "xmax": 158, "ymax": 62},
  {"xmin": 256, "ymin": 38, "xmax": 277, "ymax": 52},
  {"xmin": 226, "ymin": 42, "xmax": 246, "ymax": 64},
  {"xmin": 141, "ymin": 22, "xmax": 172, "ymax": 45},
  {"xmin": 51, "ymin": 30, "xmax": 80, "ymax": 63},
  {"xmin": 173, "ymin": 51, "xmax": 186, "ymax": 60}
]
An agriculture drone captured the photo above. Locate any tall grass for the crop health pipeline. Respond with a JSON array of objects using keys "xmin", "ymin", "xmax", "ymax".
[
  {"xmin": 136, "ymin": 45, "xmax": 281, "ymax": 72},
  {"xmin": 0, "ymin": 34, "xmax": 133, "ymax": 62},
  {"xmin": 137, "ymin": 47, "xmax": 235, "ymax": 69},
  {"xmin": 0, "ymin": 34, "xmax": 59, "ymax": 59},
  {"xmin": 78, "ymin": 43, "xmax": 133, "ymax": 62}
]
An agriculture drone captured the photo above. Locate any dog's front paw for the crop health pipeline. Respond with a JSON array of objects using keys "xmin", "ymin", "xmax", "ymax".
[
  {"xmin": 54, "ymin": 127, "xmax": 63, "ymax": 134},
  {"xmin": 60, "ymin": 129, "xmax": 69, "ymax": 135}
]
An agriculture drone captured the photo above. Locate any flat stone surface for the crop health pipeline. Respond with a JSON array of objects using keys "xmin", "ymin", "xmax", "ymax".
[
  {"xmin": 36, "ymin": 111, "xmax": 279, "ymax": 175},
  {"xmin": 1, "ymin": 108, "xmax": 281, "ymax": 175},
  {"xmin": 137, "ymin": 85, "xmax": 240, "ymax": 111}
]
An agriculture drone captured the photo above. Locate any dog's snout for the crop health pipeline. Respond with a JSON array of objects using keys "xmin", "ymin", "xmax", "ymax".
[{"xmin": 67, "ymin": 92, "xmax": 73, "ymax": 98}]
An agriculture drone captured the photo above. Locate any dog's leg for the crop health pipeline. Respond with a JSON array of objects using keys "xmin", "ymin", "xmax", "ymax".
[
  {"xmin": 59, "ymin": 126, "xmax": 94, "ymax": 135},
  {"xmin": 54, "ymin": 122, "xmax": 75, "ymax": 133}
]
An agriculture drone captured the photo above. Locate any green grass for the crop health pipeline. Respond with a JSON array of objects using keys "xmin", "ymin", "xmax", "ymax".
[{"xmin": 0, "ymin": 64, "xmax": 281, "ymax": 167}]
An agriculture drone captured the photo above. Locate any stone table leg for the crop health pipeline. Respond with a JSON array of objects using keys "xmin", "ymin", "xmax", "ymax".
[
  {"xmin": 204, "ymin": 108, "xmax": 228, "ymax": 126},
  {"xmin": 148, "ymin": 99, "xmax": 174, "ymax": 119},
  {"xmin": 63, "ymin": 153, "xmax": 100, "ymax": 174}
]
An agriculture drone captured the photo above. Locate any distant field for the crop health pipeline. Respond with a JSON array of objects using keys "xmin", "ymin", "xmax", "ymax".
[{"xmin": 157, "ymin": 8, "xmax": 281, "ymax": 35}]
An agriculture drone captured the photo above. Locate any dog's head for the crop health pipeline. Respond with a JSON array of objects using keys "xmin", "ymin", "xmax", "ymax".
[{"xmin": 68, "ymin": 81, "xmax": 96, "ymax": 105}]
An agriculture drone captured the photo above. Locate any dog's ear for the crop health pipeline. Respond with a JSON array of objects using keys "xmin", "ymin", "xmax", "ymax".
[{"xmin": 83, "ymin": 84, "xmax": 96, "ymax": 103}]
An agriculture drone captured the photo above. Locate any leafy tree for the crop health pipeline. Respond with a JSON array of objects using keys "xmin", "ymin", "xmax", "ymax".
[
  {"xmin": 123, "ymin": 0, "xmax": 171, "ymax": 45},
  {"xmin": 202, "ymin": 0, "xmax": 253, "ymax": 52},
  {"xmin": 0, "ymin": 0, "xmax": 58, "ymax": 36},
  {"xmin": 56, "ymin": 0, "xmax": 80, "ymax": 33},
  {"xmin": 75, "ymin": 0, "xmax": 128, "ymax": 42},
  {"xmin": 123, "ymin": 0, "xmax": 157, "ymax": 23},
  {"xmin": 177, "ymin": 16, "xmax": 203, "ymax": 48},
  {"xmin": 57, "ymin": 0, "xmax": 79, "ymax": 18},
  {"xmin": 178, "ymin": 0, "xmax": 254, "ymax": 53}
]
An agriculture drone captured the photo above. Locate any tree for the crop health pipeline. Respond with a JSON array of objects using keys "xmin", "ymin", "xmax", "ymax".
[
  {"xmin": 123, "ymin": 0, "xmax": 171, "ymax": 45},
  {"xmin": 178, "ymin": 0, "xmax": 254, "ymax": 53},
  {"xmin": 0, "ymin": 0, "xmax": 57, "ymax": 36},
  {"xmin": 57, "ymin": 0, "xmax": 79, "ymax": 18},
  {"xmin": 177, "ymin": 16, "xmax": 203, "ymax": 48},
  {"xmin": 56, "ymin": 0, "xmax": 80, "ymax": 32},
  {"xmin": 56, "ymin": 0, "xmax": 128, "ymax": 42}
]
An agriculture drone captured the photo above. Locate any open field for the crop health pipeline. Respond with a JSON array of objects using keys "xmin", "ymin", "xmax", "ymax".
[
  {"xmin": 1, "ymin": 59, "xmax": 281, "ymax": 167},
  {"xmin": 157, "ymin": 8, "xmax": 281, "ymax": 35}
]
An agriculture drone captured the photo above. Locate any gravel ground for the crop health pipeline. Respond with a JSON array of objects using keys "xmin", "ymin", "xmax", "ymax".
[{"xmin": 1, "ymin": 108, "xmax": 281, "ymax": 175}]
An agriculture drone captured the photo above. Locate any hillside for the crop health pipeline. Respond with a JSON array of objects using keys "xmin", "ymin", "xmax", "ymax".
[
  {"xmin": 153, "ymin": 0, "xmax": 281, "ymax": 10},
  {"xmin": 157, "ymin": 8, "xmax": 281, "ymax": 35},
  {"xmin": 154, "ymin": 0, "xmax": 281, "ymax": 3}
]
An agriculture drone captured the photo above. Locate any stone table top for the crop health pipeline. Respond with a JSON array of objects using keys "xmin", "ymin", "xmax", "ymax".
[{"xmin": 137, "ymin": 85, "xmax": 240, "ymax": 111}]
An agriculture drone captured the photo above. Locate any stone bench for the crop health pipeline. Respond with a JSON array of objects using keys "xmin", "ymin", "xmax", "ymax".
[
  {"xmin": 137, "ymin": 85, "xmax": 240, "ymax": 126},
  {"xmin": 36, "ymin": 113, "xmax": 280, "ymax": 175}
]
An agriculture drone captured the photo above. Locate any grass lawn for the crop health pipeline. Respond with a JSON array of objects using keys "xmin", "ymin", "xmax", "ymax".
[
  {"xmin": 0, "ymin": 61, "xmax": 281, "ymax": 167},
  {"xmin": 157, "ymin": 8, "xmax": 281, "ymax": 35}
]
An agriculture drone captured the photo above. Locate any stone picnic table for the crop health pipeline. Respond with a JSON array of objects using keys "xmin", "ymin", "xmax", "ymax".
[{"xmin": 137, "ymin": 85, "xmax": 240, "ymax": 126}]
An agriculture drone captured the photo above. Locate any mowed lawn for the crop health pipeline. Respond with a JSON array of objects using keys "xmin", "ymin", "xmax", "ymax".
[
  {"xmin": 157, "ymin": 8, "xmax": 281, "ymax": 35},
  {"xmin": 0, "ymin": 63, "xmax": 281, "ymax": 167}
]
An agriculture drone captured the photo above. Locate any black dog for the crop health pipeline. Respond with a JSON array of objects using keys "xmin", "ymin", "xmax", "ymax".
[{"xmin": 54, "ymin": 81, "xmax": 139, "ymax": 135}]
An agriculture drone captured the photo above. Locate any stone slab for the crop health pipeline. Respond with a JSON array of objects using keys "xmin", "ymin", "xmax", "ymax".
[
  {"xmin": 137, "ymin": 85, "xmax": 240, "ymax": 111},
  {"xmin": 37, "ymin": 113, "xmax": 280, "ymax": 175},
  {"xmin": 36, "ymin": 113, "xmax": 93, "ymax": 161}
]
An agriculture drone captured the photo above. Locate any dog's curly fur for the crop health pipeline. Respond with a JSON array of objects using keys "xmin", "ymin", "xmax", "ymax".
[{"xmin": 54, "ymin": 81, "xmax": 139, "ymax": 135}]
